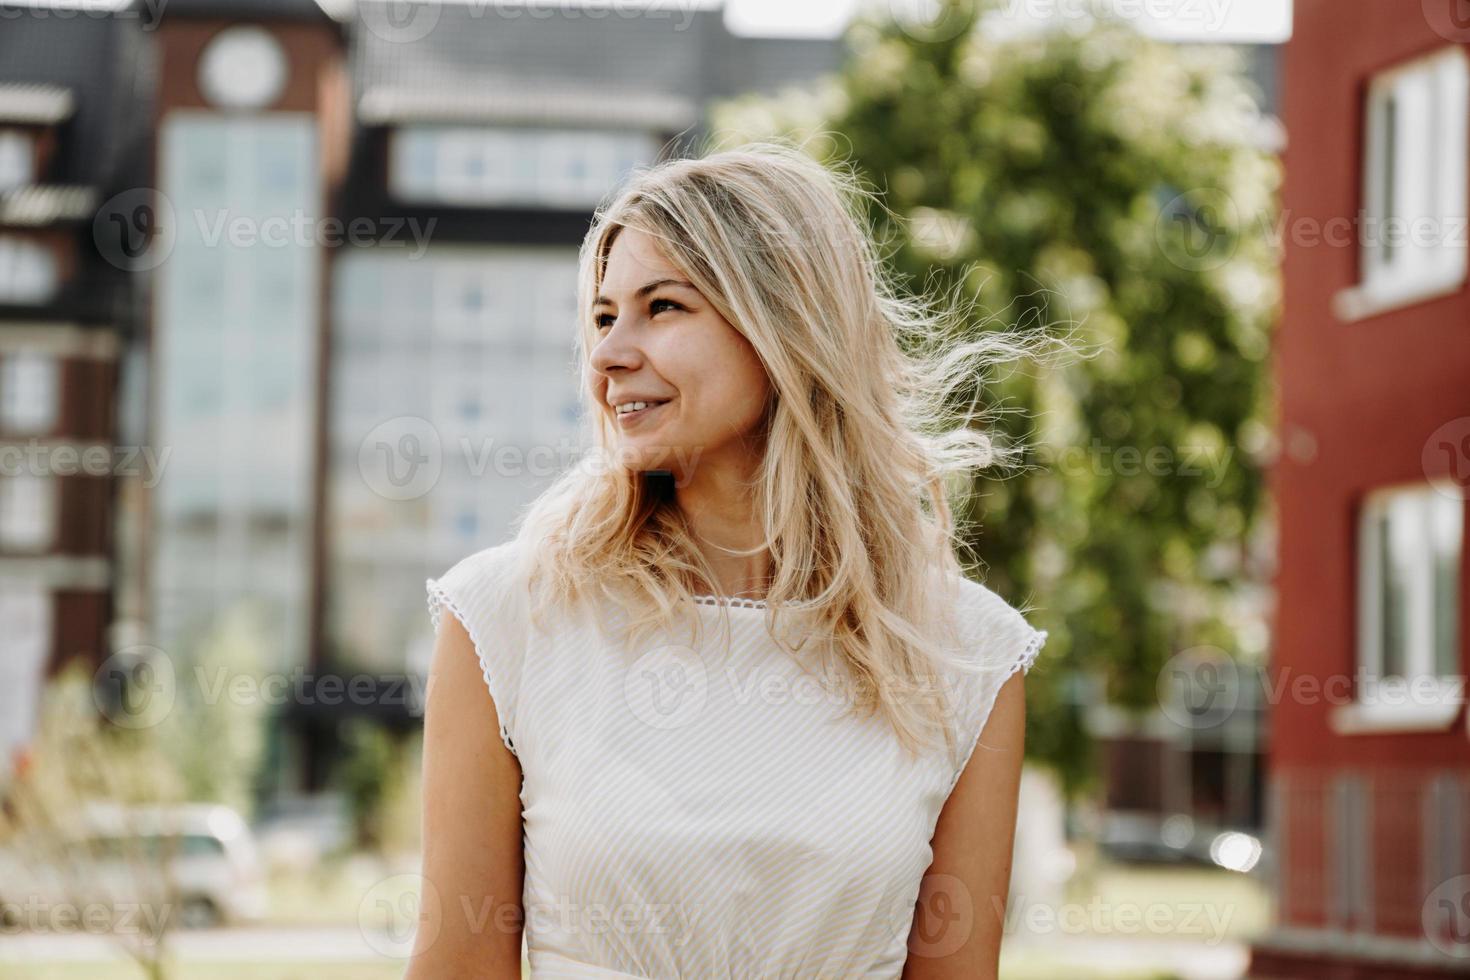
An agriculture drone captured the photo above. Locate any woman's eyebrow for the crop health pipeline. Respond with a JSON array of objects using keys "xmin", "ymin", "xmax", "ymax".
[{"xmin": 593, "ymin": 278, "xmax": 696, "ymax": 307}]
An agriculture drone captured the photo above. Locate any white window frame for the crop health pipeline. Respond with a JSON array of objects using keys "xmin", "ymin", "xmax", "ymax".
[
  {"xmin": 1332, "ymin": 480, "xmax": 1464, "ymax": 734},
  {"xmin": 0, "ymin": 235, "xmax": 60, "ymax": 305},
  {"xmin": 0, "ymin": 473, "xmax": 58, "ymax": 551},
  {"xmin": 0, "ymin": 128, "xmax": 34, "ymax": 192},
  {"xmin": 388, "ymin": 125, "xmax": 657, "ymax": 210},
  {"xmin": 0, "ymin": 351, "xmax": 61, "ymax": 434},
  {"xmin": 1333, "ymin": 46, "xmax": 1470, "ymax": 322}
]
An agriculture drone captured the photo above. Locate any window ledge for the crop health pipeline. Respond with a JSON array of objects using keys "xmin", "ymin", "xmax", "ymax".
[
  {"xmin": 1332, "ymin": 270, "xmax": 1466, "ymax": 322},
  {"xmin": 1329, "ymin": 693, "xmax": 1463, "ymax": 735}
]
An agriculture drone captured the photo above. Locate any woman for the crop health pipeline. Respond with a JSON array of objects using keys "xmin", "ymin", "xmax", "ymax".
[{"xmin": 409, "ymin": 140, "xmax": 1052, "ymax": 979}]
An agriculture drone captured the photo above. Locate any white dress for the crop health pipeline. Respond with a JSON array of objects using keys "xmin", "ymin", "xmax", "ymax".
[{"xmin": 426, "ymin": 538, "xmax": 1048, "ymax": 979}]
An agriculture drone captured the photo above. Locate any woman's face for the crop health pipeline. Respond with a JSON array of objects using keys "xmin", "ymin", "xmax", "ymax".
[{"xmin": 589, "ymin": 228, "xmax": 771, "ymax": 481}]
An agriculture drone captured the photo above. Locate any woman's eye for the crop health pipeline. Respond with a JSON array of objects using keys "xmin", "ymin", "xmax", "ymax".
[{"xmin": 594, "ymin": 299, "xmax": 680, "ymax": 330}]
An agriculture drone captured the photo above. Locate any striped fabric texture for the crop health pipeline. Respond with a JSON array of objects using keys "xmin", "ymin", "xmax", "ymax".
[{"xmin": 426, "ymin": 539, "xmax": 1048, "ymax": 978}]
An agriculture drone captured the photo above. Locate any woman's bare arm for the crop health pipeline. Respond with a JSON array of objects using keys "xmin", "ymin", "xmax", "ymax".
[
  {"xmin": 902, "ymin": 671, "xmax": 1027, "ymax": 980},
  {"xmin": 405, "ymin": 609, "xmax": 526, "ymax": 979}
]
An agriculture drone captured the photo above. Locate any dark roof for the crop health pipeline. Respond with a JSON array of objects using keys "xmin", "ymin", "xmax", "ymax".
[
  {"xmin": 349, "ymin": 2, "xmax": 843, "ymax": 127},
  {"xmin": 123, "ymin": 0, "xmax": 340, "ymax": 21},
  {"xmin": 0, "ymin": 9, "xmax": 153, "ymax": 188}
]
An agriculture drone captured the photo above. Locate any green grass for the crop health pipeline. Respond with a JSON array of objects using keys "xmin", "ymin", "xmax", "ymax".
[{"xmin": 1064, "ymin": 860, "xmax": 1274, "ymax": 941}]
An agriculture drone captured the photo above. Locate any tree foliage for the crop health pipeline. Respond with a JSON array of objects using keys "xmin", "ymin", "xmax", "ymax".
[{"xmin": 711, "ymin": 0, "xmax": 1280, "ymax": 797}]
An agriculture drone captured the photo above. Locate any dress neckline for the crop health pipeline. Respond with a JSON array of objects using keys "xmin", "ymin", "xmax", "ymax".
[{"xmin": 690, "ymin": 593, "xmax": 768, "ymax": 610}]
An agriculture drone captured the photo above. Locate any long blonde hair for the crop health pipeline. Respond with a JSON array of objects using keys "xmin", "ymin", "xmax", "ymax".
[{"xmin": 510, "ymin": 137, "xmax": 1065, "ymax": 760}]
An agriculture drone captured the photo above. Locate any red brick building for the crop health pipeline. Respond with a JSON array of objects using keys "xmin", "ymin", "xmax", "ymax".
[{"xmin": 1252, "ymin": 2, "xmax": 1470, "ymax": 976}]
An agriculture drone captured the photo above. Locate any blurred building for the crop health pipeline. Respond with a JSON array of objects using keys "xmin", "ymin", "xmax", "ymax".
[
  {"xmin": 0, "ymin": 14, "xmax": 146, "ymax": 769},
  {"xmin": 0, "ymin": 0, "xmax": 842, "ymax": 790},
  {"xmin": 1252, "ymin": 3, "xmax": 1470, "ymax": 977}
]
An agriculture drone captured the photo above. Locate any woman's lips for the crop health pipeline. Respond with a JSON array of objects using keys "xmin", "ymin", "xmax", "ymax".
[{"xmin": 616, "ymin": 399, "xmax": 672, "ymax": 428}]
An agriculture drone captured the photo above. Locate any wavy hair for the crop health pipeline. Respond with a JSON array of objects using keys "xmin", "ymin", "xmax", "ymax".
[{"xmin": 510, "ymin": 137, "xmax": 1068, "ymax": 760}]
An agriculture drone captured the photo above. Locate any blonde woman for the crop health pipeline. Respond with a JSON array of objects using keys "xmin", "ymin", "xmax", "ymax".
[{"xmin": 409, "ymin": 140, "xmax": 1053, "ymax": 979}]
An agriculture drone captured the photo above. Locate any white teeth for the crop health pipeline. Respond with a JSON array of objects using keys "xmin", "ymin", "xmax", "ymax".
[{"xmin": 615, "ymin": 400, "xmax": 665, "ymax": 415}]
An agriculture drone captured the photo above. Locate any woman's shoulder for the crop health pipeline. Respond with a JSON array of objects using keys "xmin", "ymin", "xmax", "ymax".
[
  {"xmin": 426, "ymin": 536, "xmax": 537, "ymax": 638},
  {"xmin": 946, "ymin": 572, "xmax": 1049, "ymax": 677}
]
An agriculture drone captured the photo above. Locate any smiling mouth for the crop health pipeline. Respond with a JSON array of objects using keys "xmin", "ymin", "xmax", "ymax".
[{"xmin": 614, "ymin": 399, "xmax": 672, "ymax": 424}]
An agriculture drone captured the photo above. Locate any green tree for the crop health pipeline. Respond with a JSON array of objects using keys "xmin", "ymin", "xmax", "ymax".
[{"xmin": 711, "ymin": 0, "xmax": 1280, "ymax": 798}]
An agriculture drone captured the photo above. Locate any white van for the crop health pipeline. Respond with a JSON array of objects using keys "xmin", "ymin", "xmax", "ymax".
[{"xmin": 0, "ymin": 802, "xmax": 267, "ymax": 931}]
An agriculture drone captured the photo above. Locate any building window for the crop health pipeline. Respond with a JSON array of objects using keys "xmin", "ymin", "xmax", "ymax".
[
  {"xmin": 0, "ymin": 129, "xmax": 33, "ymax": 192},
  {"xmin": 389, "ymin": 125, "xmax": 657, "ymax": 209},
  {"xmin": 1335, "ymin": 46, "xmax": 1470, "ymax": 321},
  {"xmin": 0, "ymin": 587, "xmax": 50, "ymax": 767},
  {"xmin": 0, "ymin": 352, "xmax": 60, "ymax": 434},
  {"xmin": 1334, "ymin": 481, "xmax": 1463, "ymax": 733},
  {"xmin": 0, "ymin": 236, "xmax": 60, "ymax": 305},
  {"xmin": 0, "ymin": 474, "xmax": 57, "ymax": 551}
]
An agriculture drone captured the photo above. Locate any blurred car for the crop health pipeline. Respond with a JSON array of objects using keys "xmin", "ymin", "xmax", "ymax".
[
  {"xmin": 1097, "ymin": 811, "xmax": 1265, "ymax": 874},
  {"xmin": 0, "ymin": 802, "xmax": 266, "ymax": 930}
]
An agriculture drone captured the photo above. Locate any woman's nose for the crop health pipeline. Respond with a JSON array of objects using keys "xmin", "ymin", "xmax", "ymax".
[{"xmin": 590, "ymin": 320, "xmax": 641, "ymax": 375}]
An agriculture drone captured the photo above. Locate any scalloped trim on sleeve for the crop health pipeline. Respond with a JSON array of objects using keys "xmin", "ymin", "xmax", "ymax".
[
  {"xmin": 426, "ymin": 577, "xmax": 519, "ymax": 758},
  {"xmin": 946, "ymin": 627, "xmax": 1048, "ymax": 796}
]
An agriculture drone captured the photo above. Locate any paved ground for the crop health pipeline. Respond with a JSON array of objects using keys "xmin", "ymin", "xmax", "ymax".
[
  {"xmin": 0, "ymin": 926, "xmax": 1249, "ymax": 978},
  {"xmin": 0, "ymin": 926, "xmax": 410, "ymax": 962}
]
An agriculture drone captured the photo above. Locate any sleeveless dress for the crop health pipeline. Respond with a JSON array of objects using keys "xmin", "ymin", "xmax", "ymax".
[{"xmin": 426, "ymin": 538, "xmax": 1048, "ymax": 979}]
